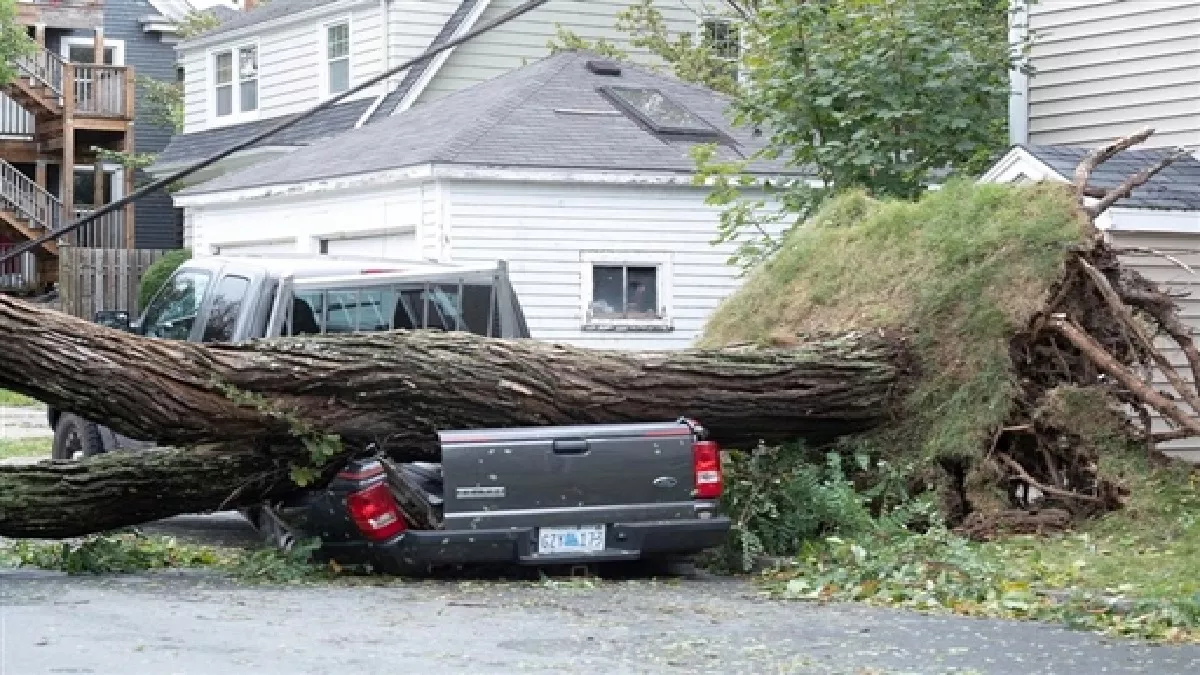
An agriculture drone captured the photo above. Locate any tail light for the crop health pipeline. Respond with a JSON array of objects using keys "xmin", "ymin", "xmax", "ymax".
[
  {"xmin": 346, "ymin": 482, "xmax": 406, "ymax": 541},
  {"xmin": 692, "ymin": 439, "xmax": 723, "ymax": 500}
]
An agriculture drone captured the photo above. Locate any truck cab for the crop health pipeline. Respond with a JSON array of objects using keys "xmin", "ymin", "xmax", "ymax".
[{"xmin": 49, "ymin": 254, "xmax": 729, "ymax": 575}]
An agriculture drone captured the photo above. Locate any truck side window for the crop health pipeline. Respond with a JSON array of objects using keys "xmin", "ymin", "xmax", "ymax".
[
  {"xmin": 141, "ymin": 271, "xmax": 212, "ymax": 341},
  {"xmin": 201, "ymin": 275, "xmax": 251, "ymax": 343},
  {"xmin": 287, "ymin": 291, "xmax": 323, "ymax": 336}
]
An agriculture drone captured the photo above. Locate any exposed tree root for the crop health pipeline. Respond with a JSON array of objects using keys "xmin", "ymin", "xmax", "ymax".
[{"xmin": 956, "ymin": 128, "xmax": 1196, "ymax": 538}]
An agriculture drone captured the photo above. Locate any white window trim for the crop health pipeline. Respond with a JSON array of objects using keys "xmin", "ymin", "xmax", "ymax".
[
  {"xmin": 320, "ymin": 16, "xmax": 354, "ymax": 100},
  {"xmin": 72, "ymin": 163, "xmax": 126, "ymax": 205},
  {"xmin": 60, "ymin": 36, "xmax": 126, "ymax": 66},
  {"xmin": 207, "ymin": 41, "xmax": 260, "ymax": 128},
  {"xmin": 697, "ymin": 15, "xmax": 745, "ymax": 85},
  {"xmin": 580, "ymin": 251, "xmax": 674, "ymax": 332}
]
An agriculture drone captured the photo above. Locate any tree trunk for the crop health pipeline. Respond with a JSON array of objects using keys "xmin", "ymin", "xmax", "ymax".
[{"xmin": 0, "ymin": 297, "xmax": 909, "ymax": 538}]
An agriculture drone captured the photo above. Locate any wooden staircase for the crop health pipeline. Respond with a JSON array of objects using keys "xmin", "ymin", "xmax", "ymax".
[{"xmin": 0, "ymin": 158, "xmax": 61, "ymax": 257}]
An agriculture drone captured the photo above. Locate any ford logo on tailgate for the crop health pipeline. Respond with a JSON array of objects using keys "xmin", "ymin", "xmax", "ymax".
[{"xmin": 653, "ymin": 476, "xmax": 679, "ymax": 489}]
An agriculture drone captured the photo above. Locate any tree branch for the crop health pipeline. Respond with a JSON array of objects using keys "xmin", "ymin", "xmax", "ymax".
[
  {"xmin": 1087, "ymin": 149, "xmax": 1188, "ymax": 219},
  {"xmin": 1076, "ymin": 257, "xmax": 1200, "ymax": 415},
  {"xmin": 1073, "ymin": 126, "xmax": 1154, "ymax": 200},
  {"xmin": 1050, "ymin": 317, "xmax": 1200, "ymax": 439},
  {"xmin": 997, "ymin": 454, "xmax": 1100, "ymax": 503}
]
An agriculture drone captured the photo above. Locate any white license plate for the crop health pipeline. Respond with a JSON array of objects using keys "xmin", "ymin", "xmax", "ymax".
[{"xmin": 537, "ymin": 525, "xmax": 606, "ymax": 554}]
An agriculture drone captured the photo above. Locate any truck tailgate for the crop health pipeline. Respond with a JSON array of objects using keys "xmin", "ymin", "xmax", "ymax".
[{"xmin": 438, "ymin": 421, "xmax": 700, "ymax": 530}]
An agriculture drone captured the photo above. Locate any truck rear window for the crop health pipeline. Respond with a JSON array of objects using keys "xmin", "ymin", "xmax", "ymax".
[{"xmin": 284, "ymin": 283, "xmax": 500, "ymax": 337}]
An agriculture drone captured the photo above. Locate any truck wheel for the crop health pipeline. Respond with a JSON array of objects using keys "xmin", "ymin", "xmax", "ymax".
[{"xmin": 51, "ymin": 414, "xmax": 105, "ymax": 460}]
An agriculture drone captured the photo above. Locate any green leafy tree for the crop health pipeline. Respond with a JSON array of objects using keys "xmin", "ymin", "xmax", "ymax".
[
  {"xmin": 0, "ymin": 0, "xmax": 36, "ymax": 85},
  {"xmin": 699, "ymin": 0, "xmax": 1022, "ymax": 271},
  {"xmin": 547, "ymin": 0, "xmax": 742, "ymax": 95}
]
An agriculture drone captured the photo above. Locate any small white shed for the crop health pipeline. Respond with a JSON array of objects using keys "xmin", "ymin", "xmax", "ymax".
[
  {"xmin": 983, "ymin": 144, "xmax": 1200, "ymax": 463},
  {"xmin": 173, "ymin": 51, "xmax": 801, "ymax": 350}
]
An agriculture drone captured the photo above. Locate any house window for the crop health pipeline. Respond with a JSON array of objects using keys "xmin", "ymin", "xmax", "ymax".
[
  {"xmin": 701, "ymin": 18, "xmax": 741, "ymax": 81},
  {"xmin": 326, "ymin": 22, "xmax": 351, "ymax": 95},
  {"xmin": 591, "ymin": 265, "xmax": 659, "ymax": 320},
  {"xmin": 214, "ymin": 45, "xmax": 258, "ymax": 119}
]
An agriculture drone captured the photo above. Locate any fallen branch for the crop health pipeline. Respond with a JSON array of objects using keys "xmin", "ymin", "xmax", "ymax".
[
  {"xmin": 1076, "ymin": 257, "xmax": 1200, "ymax": 415},
  {"xmin": 1073, "ymin": 126, "xmax": 1154, "ymax": 201},
  {"xmin": 1050, "ymin": 317, "xmax": 1200, "ymax": 437},
  {"xmin": 997, "ymin": 454, "xmax": 1100, "ymax": 504},
  {"xmin": 1087, "ymin": 149, "xmax": 1189, "ymax": 219}
]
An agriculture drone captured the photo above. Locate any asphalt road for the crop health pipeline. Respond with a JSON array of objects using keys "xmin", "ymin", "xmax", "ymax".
[
  {"xmin": 1, "ymin": 467, "xmax": 1198, "ymax": 673},
  {"xmin": 3, "ymin": 562, "xmax": 1199, "ymax": 675}
]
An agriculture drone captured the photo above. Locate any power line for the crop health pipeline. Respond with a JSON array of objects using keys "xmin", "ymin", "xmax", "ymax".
[{"xmin": 0, "ymin": 0, "xmax": 552, "ymax": 265}]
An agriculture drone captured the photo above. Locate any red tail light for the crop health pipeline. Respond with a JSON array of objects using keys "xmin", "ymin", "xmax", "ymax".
[
  {"xmin": 692, "ymin": 439, "xmax": 723, "ymax": 500},
  {"xmin": 346, "ymin": 482, "xmax": 406, "ymax": 541}
]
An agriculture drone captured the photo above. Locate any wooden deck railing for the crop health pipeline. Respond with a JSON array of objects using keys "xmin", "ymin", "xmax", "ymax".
[
  {"xmin": 68, "ymin": 208, "xmax": 126, "ymax": 249},
  {"xmin": 0, "ymin": 93, "xmax": 35, "ymax": 136},
  {"xmin": 71, "ymin": 64, "xmax": 131, "ymax": 117},
  {"xmin": 0, "ymin": 159, "xmax": 64, "ymax": 233},
  {"xmin": 14, "ymin": 44, "xmax": 65, "ymax": 97}
]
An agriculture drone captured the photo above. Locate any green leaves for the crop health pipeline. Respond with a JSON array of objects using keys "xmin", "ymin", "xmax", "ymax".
[{"xmin": 696, "ymin": 0, "xmax": 1017, "ymax": 271}]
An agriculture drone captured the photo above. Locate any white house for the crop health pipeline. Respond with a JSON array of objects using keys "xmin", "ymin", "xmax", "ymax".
[
  {"xmin": 172, "ymin": 51, "xmax": 798, "ymax": 351},
  {"xmin": 149, "ymin": 0, "xmax": 743, "ymax": 187},
  {"xmin": 989, "ymin": 0, "xmax": 1200, "ymax": 462}
]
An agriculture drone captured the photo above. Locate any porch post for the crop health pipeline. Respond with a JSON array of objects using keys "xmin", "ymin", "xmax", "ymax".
[{"xmin": 93, "ymin": 28, "xmax": 104, "ymax": 64}]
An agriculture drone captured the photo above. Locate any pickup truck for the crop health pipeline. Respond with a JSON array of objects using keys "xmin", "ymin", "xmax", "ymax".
[{"xmin": 50, "ymin": 255, "xmax": 730, "ymax": 574}]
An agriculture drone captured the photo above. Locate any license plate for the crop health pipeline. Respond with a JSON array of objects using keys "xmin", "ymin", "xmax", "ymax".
[{"xmin": 537, "ymin": 525, "xmax": 606, "ymax": 554}]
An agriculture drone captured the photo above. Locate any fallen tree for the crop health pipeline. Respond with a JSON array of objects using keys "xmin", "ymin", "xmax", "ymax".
[
  {"xmin": 0, "ymin": 311, "xmax": 906, "ymax": 537},
  {"xmin": 0, "ymin": 129, "xmax": 1195, "ymax": 540}
]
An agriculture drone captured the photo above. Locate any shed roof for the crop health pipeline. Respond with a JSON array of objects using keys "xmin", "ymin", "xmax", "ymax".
[
  {"xmin": 1023, "ymin": 145, "xmax": 1200, "ymax": 211},
  {"xmin": 181, "ymin": 50, "xmax": 802, "ymax": 195}
]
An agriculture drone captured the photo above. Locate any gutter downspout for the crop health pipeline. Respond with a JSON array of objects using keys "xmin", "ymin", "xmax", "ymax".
[{"xmin": 1008, "ymin": 0, "xmax": 1031, "ymax": 146}]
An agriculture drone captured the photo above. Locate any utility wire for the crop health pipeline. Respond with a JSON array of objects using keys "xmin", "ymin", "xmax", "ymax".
[{"xmin": 0, "ymin": 0, "xmax": 552, "ymax": 265}]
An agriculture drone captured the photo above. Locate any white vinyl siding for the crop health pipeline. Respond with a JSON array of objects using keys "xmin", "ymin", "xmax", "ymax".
[
  {"xmin": 441, "ymin": 180, "xmax": 769, "ymax": 350},
  {"xmin": 187, "ymin": 184, "xmax": 429, "ymax": 259},
  {"xmin": 179, "ymin": 0, "xmax": 385, "ymax": 131},
  {"xmin": 388, "ymin": 1, "xmax": 461, "ymax": 69},
  {"xmin": 1108, "ymin": 227, "xmax": 1200, "ymax": 465},
  {"xmin": 417, "ymin": 0, "xmax": 726, "ymax": 104},
  {"xmin": 1025, "ymin": 0, "xmax": 1200, "ymax": 148},
  {"xmin": 181, "ymin": 174, "xmax": 774, "ymax": 351}
]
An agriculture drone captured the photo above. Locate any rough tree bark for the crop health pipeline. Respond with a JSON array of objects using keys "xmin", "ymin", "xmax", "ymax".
[{"xmin": 0, "ymin": 297, "xmax": 909, "ymax": 538}]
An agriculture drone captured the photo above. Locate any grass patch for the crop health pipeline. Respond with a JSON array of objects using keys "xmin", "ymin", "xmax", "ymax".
[
  {"xmin": 0, "ymin": 437, "xmax": 51, "ymax": 460},
  {"xmin": 0, "ymin": 390, "xmax": 38, "ymax": 407},
  {"xmin": 700, "ymin": 180, "xmax": 1083, "ymax": 466},
  {"xmin": 759, "ymin": 453, "xmax": 1200, "ymax": 643}
]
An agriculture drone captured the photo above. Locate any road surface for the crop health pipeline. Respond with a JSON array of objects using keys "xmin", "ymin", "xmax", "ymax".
[{"xmin": 2, "ymin": 565, "xmax": 1198, "ymax": 674}]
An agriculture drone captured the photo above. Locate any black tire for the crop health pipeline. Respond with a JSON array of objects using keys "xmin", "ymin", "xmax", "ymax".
[{"xmin": 51, "ymin": 414, "xmax": 105, "ymax": 461}]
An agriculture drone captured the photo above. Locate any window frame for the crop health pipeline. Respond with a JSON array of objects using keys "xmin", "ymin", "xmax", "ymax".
[
  {"xmin": 321, "ymin": 17, "xmax": 353, "ymax": 99},
  {"xmin": 580, "ymin": 251, "xmax": 674, "ymax": 332},
  {"xmin": 598, "ymin": 85, "xmax": 722, "ymax": 141},
  {"xmin": 209, "ymin": 41, "xmax": 260, "ymax": 126},
  {"xmin": 698, "ymin": 16, "xmax": 745, "ymax": 85}
]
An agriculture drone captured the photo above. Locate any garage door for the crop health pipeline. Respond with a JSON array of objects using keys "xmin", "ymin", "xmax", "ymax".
[
  {"xmin": 322, "ymin": 231, "xmax": 418, "ymax": 259},
  {"xmin": 212, "ymin": 240, "xmax": 297, "ymax": 256}
]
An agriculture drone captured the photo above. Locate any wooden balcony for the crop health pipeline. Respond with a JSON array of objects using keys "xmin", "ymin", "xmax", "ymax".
[{"xmin": 16, "ymin": 1, "xmax": 105, "ymax": 30}]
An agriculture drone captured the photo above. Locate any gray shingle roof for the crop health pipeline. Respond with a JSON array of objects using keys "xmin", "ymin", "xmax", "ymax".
[
  {"xmin": 365, "ymin": 0, "xmax": 479, "ymax": 125},
  {"xmin": 155, "ymin": 98, "xmax": 375, "ymax": 168},
  {"xmin": 180, "ymin": 0, "xmax": 329, "ymax": 43},
  {"xmin": 181, "ymin": 51, "xmax": 802, "ymax": 195},
  {"xmin": 1025, "ymin": 145, "xmax": 1200, "ymax": 211}
]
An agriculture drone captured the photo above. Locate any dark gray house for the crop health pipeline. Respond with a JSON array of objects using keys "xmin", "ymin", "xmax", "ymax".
[{"xmin": 1, "ymin": 0, "xmax": 227, "ymax": 280}]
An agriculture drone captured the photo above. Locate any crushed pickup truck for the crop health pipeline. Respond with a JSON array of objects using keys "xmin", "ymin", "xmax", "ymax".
[{"xmin": 50, "ymin": 255, "xmax": 730, "ymax": 574}]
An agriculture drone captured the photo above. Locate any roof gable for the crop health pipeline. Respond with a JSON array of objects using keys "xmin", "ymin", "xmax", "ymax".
[{"xmin": 181, "ymin": 51, "xmax": 801, "ymax": 195}]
